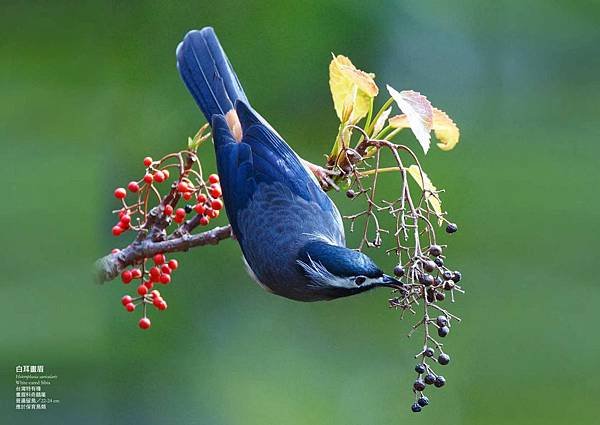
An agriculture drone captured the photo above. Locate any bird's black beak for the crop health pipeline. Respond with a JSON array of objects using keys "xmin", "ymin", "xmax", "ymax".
[{"xmin": 379, "ymin": 274, "xmax": 403, "ymax": 289}]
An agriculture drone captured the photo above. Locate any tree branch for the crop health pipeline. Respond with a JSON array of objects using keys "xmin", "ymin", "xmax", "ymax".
[{"xmin": 94, "ymin": 225, "xmax": 233, "ymax": 284}]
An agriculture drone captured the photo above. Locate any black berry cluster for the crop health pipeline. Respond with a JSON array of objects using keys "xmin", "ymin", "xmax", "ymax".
[{"xmin": 388, "ymin": 239, "xmax": 464, "ymax": 412}]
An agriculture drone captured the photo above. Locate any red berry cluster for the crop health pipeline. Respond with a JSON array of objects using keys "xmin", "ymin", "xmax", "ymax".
[
  {"xmin": 108, "ymin": 129, "xmax": 222, "ymax": 329},
  {"xmin": 173, "ymin": 174, "xmax": 223, "ymax": 225},
  {"xmin": 117, "ymin": 252, "xmax": 178, "ymax": 329}
]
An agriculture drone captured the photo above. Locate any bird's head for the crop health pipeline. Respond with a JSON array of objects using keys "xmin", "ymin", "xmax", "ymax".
[{"xmin": 297, "ymin": 241, "xmax": 402, "ymax": 300}]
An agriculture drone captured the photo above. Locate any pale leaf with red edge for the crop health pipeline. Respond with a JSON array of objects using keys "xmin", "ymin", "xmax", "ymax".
[{"xmin": 387, "ymin": 86, "xmax": 433, "ymax": 154}]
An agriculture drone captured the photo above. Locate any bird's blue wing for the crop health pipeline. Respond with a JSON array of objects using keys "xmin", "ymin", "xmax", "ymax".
[
  {"xmin": 211, "ymin": 101, "xmax": 342, "ymax": 245},
  {"xmin": 235, "ymin": 101, "xmax": 335, "ymax": 207},
  {"xmin": 211, "ymin": 114, "xmax": 255, "ymax": 239}
]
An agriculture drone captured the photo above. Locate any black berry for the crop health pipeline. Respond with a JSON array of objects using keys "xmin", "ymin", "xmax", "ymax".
[
  {"xmin": 438, "ymin": 353, "xmax": 450, "ymax": 365},
  {"xmin": 446, "ymin": 223, "xmax": 458, "ymax": 234},
  {"xmin": 184, "ymin": 204, "xmax": 193, "ymax": 213},
  {"xmin": 435, "ymin": 291, "xmax": 445, "ymax": 301},
  {"xmin": 426, "ymin": 288, "xmax": 435, "ymax": 303},
  {"xmin": 451, "ymin": 271, "xmax": 462, "ymax": 283},
  {"xmin": 420, "ymin": 274, "xmax": 435, "ymax": 286},
  {"xmin": 346, "ymin": 189, "xmax": 355, "ymax": 199},
  {"xmin": 413, "ymin": 379, "xmax": 426, "ymax": 391},
  {"xmin": 438, "ymin": 326, "xmax": 450, "ymax": 337},
  {"xmin": 442, "ymin": 270, "xmax": 453, "ymax": 280},
  {"xmin": 415, "ymin": 363, "xmax": 426, "ymax": 374},
  {"xmin": 411, "ymin": 403, "xmax": 422, "ymax": 413},
  {"xmin": 434, "ymin": 376, "xmax": 446, "ymax": 388},
  {"xmin": 424, "ymin": 347, "xmax": 434, "ymax": 357},
  {"xmin": 444, "ymin": 280, "xmax": 455, "ymax": 290},
  {"xmin": 436, "ymin": 315, "xmax": 448, "ymax": 327},
  {"xmin": 393, "ymin": 265, "xmax": 405, "ymax": 278},
  {"xmin": 429, "ymin": 245, "xmax": 443, "ymax": 257},
  {"xmin": 434, "ymin": 257, "xmax": 444, "ymax": 267},
  {"xmin": 423, "ymin": 260, "xmax": 436, "ymax": 273},
  {"xmin": 417, "ymin": 396, "xmax": 429, "ymax": 407},
  {"xmin": 424, "ymin": 373, "xmax": 436, "ymax": 385}
]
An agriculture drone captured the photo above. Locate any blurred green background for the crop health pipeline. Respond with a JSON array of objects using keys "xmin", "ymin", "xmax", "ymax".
[{"xmin": 2, "ymin": 1, "xmax": 599, "ymax": 424}]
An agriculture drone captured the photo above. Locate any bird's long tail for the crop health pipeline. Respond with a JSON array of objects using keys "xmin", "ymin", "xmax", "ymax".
[{"xmin": 176, "ymin": 27, "xmax": 248, "ymax": 133}]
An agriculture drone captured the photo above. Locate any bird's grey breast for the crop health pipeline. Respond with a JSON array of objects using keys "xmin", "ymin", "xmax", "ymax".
[{"xmin": 236, "ymin": 181, "xmax": 344, "ymax": 296}]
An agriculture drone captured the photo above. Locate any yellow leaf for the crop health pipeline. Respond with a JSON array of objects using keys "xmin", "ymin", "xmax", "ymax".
[
  {"xmin": 329, "ymin": 55, "xmax": 378, "ymax": 123},
  {"xmin": 389, "ymin": 108, "xmax": 460, "ymax": 152},
  {"xmin": 387, "ymin": 86, "xmax": 433, "ymax": 154},
  {"xmin": 388, "ymin": 114, "xmax": 409, "ymax": 129},
  {"xmin": 406, "ymin": 165, "xmax": 444, "ymax": 225},
  {"xmin": 432, "ymin": 108, "xmax": 460, "ymax": 151}
]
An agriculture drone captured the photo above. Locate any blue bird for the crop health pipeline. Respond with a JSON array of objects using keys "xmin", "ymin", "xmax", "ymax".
[{"xmin": 176, "ymin": 27, "xmax": 401, "ymax": 301}]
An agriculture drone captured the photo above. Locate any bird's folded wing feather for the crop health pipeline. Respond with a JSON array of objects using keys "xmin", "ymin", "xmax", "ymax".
[{"xmin": 211, "ymin": 101, "xmax": 340, "ymax": 242}]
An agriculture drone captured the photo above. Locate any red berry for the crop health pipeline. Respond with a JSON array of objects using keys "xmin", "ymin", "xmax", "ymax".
[
  {"xmin": 159, "ymin": 273, "xmax": 171, "ymax": 284},
  {"xmin": 164, "ymin": 204, "xmax": 174, "ymax": 216},
  {"xmin": 157, "ymin": 301, "xmax": 167, "ymax": 311},
  {"xmin": 118, "ymin": 208, "xmax": 129, "ymax": 218},
  {"xmin": 197, "ymin": 193, "xmax": 207, "ymax": 203},
  {"xmin": 174, "ymin": 215, "xmax": 185, "ymax": 224},
  {"xmin": 121, "ymin": 295, "xmax": 133, "ymax": 305},
  {"xmin": 114, "ymin": 188, "xmax": 127, "ymax": 199},
  {"xmin": 175, "ymin": 208, "xmax": 186, "ymax": 217},
  {"xmin": 128, "ymin": 181, "xmax": 140, "ymax": 192},
  {"xmin": 153, "ymin": 170, "xmax": 165, "ymax": 183},
  {"xmin": 121, "ymin": 270, "xmax": 133, "ymax": 284},
  {"xmin": 125, "ymin": 303, "xmax": 136, "ymax": 312},
  {"xmin": 112, "ymin": 226, "xmax": 123, "ymax": 236},
  {"xmin": 160, "ymin": 264, "xmax": 171, "ymax": 274},
  {"xmin": 143, "ymin": 157, "xmax": 153, "ymax": 167},
  {"xmin": 143, "ymin": 174, "xmax": 153, "ymax": 184},
  {"xmin": 183, "ymin": 192, "xmax": 193, "ymax": 201},
  {"xmin": 162, "ymin": 169, "xmax": 170, "ymax": 180},
  {"xmin": 119, "ymin": 214, "xmax": 131, "ymax": 227},
  {"xmin": 151, "ymin": 290, "xmax": 161, "ymax": 298},
  {"xmin": 177, "ymin": 182, "xmax": 189, "ymax": 193},
  {"xmin": 149, "ymin": 266, "xmax": 161, "ymax": 280},
  {"xmin": 194, "ymin": 203, "xmax": 205, "ymax": 214},
  {"xmin": 137, "ymin": 285, "xmax": 148, "ymax": 296},
  {"xmin": 207, "ymin": 208, "xmax": 219, "ymax": 219},
  {"xmin": 199, "ymin": 216, "xmax": 210, "ymax": 226},
  {"xmin": 167, "ymin": 259, "xmax": 178, "ymax": 270},
  {"xmin": 131, "ymin": 268, "xmax": 142, "ymax": 279},
  {"xmin": 138, "ymin": 317, "xmax": 151, "ymax": 329},
  {"xmin": 208, "ymin": 174, "xmax": 220, "ymax": 184},
  {"xmin": 211, "ymin": 199, "xmax": 223, "ymax": 210},
  {"xmin": 153, "ymin": 253, "xmax": 165, "ymax": 265},
  {"xmin": 143, "ymin": 280, "xmax": 154, "ymax": 289},
  {"xmin": 210, "ymin": 187, "xmax": 222, "ymax": 198}
]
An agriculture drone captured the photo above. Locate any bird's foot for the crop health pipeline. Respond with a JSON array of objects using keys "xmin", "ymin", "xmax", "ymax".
[{"xmin": 302, "ymin": 160, "xmax": 340, "ymax": 192}]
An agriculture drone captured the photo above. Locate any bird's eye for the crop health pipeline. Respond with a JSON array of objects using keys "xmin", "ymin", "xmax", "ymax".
[{"xmin": 355, "ymin": 276, "xmax": 367, "ymax": 286}]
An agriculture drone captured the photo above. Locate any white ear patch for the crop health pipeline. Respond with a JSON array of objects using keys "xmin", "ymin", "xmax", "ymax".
[{"xmin": 297, "ymin": 254, "xmax": 374, "ymax": 289}]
